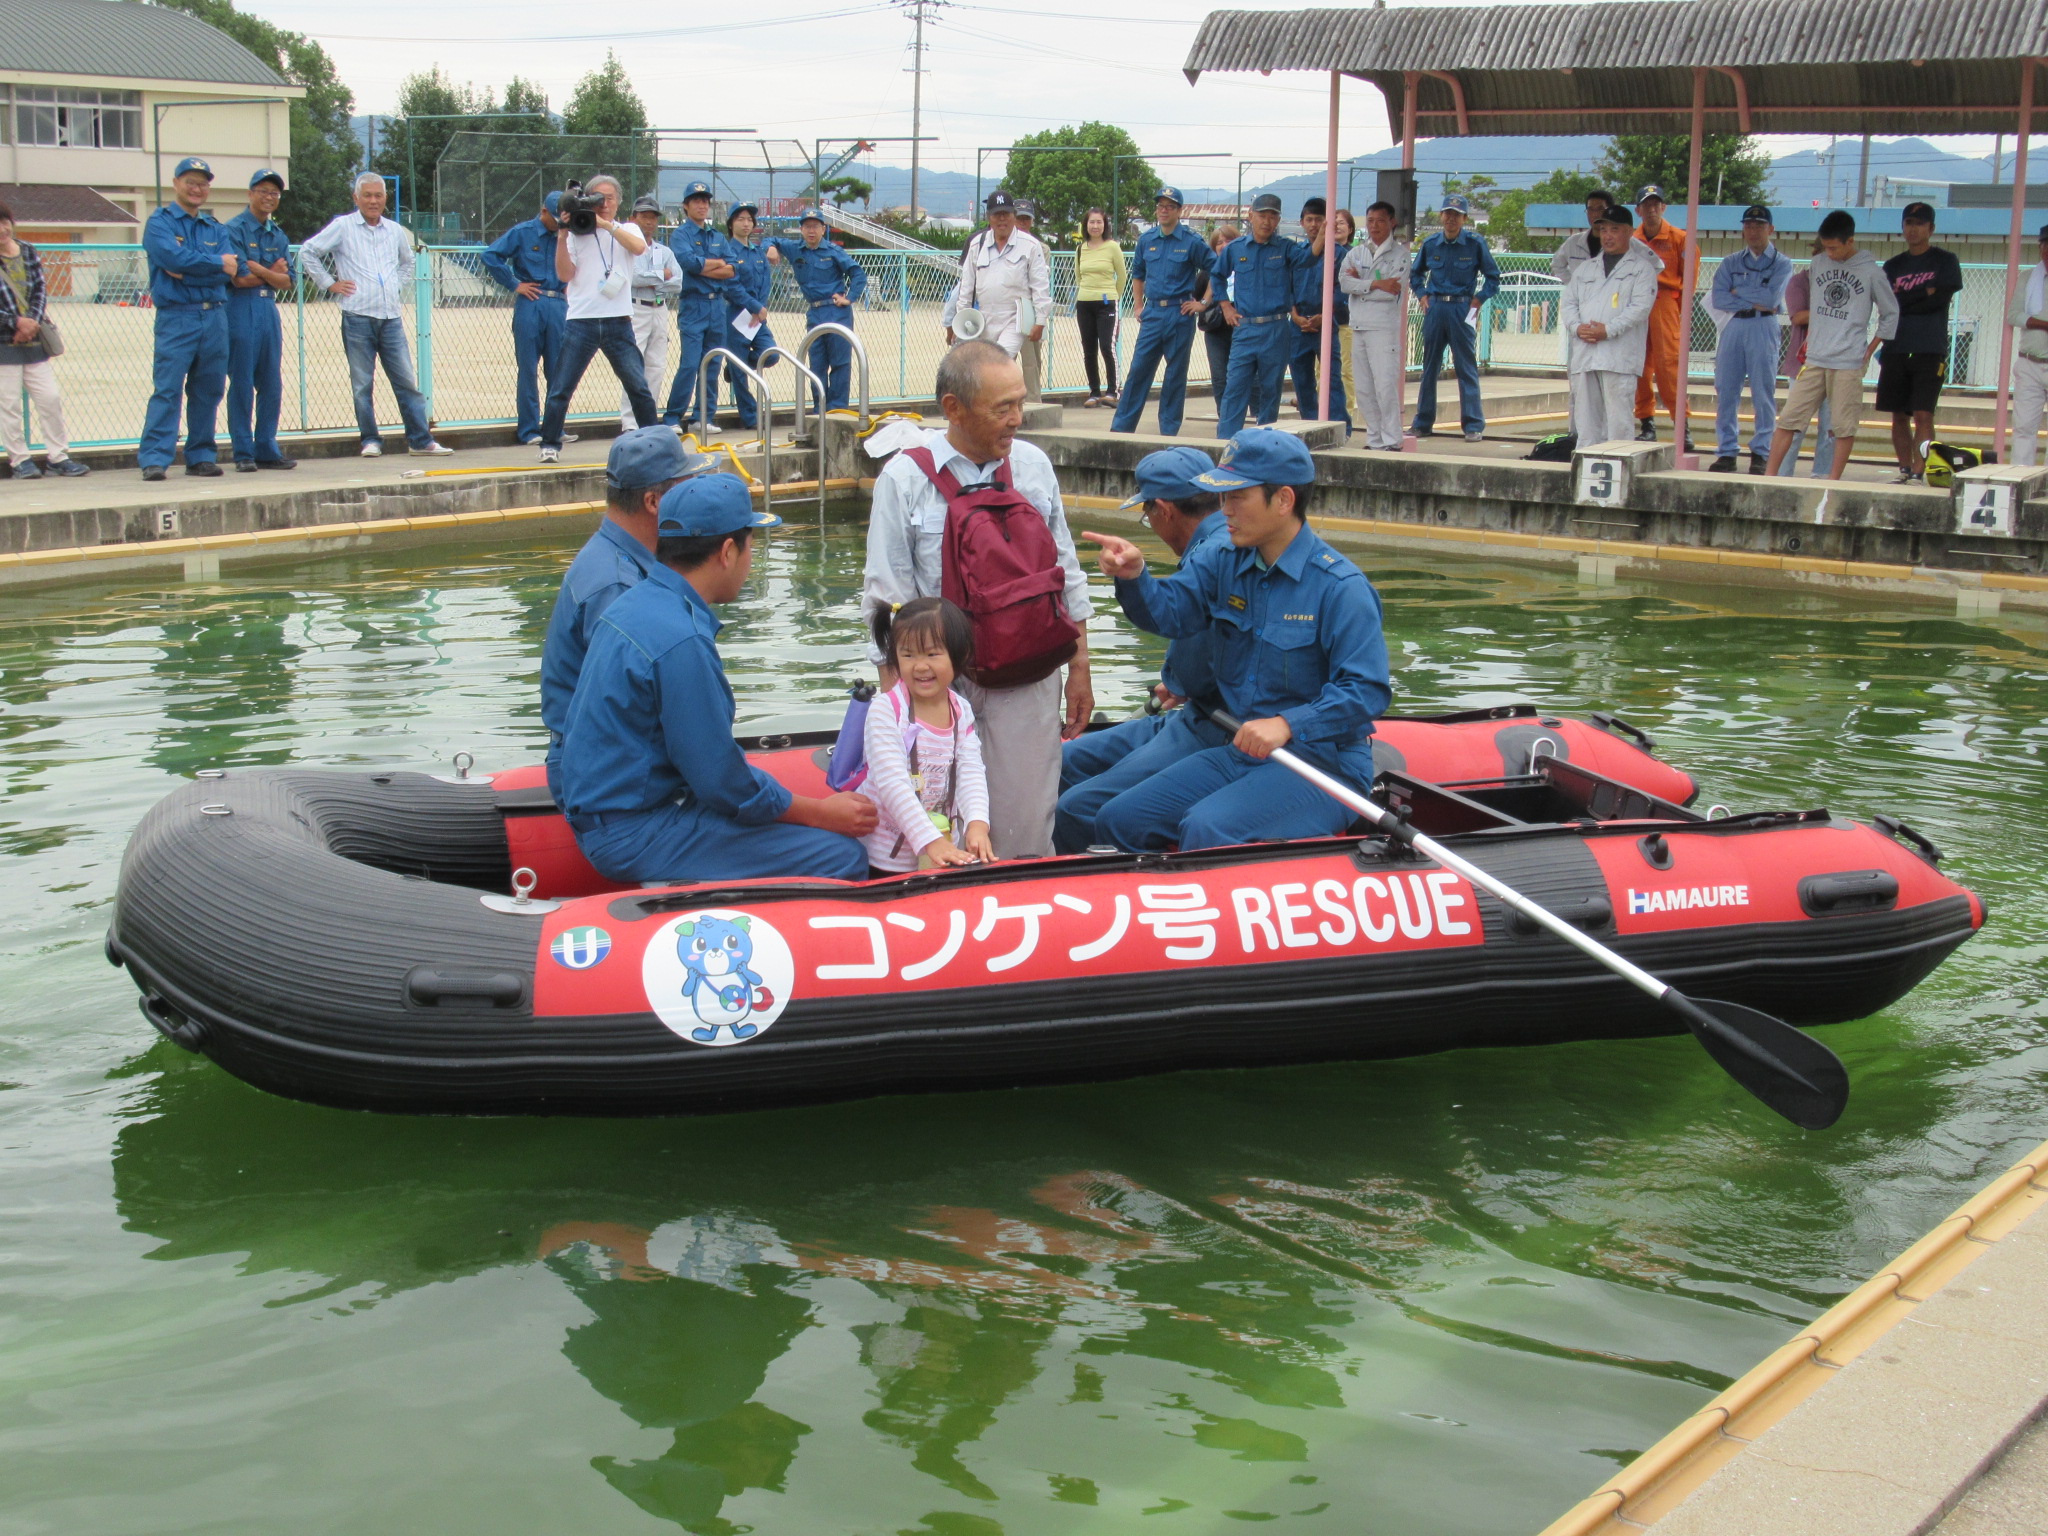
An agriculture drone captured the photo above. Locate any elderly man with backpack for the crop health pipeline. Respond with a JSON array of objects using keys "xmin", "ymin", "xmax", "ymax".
[{"xmin": 864, "ymin": 339, "xmax": 1094, "ymax": 859}]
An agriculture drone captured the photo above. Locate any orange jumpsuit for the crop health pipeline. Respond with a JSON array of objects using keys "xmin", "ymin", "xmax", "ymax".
[{"xmin": 1633, "ymin": 220, "xmax": 1690, "ymax": 435}]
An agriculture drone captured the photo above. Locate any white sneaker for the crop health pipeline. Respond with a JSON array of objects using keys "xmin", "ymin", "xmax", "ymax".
[
  {"xmin": 360, "ymin": 441, "xmax": 383, "ymax": 457},
  {"xmin": 562, "ymin": 433, "xmax": 580, "ymax": 445},
  {"xmin": 417, "ymin": 441, "xmax": 455, "ymax": 456},
  {"xmin": 539, "ymin": 446, "xmax": 560, "ymax": 464}
]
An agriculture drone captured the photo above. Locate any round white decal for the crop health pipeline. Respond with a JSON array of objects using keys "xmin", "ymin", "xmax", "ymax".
[{"xmin": 641, "ymin": 909, "xmax": 795, "ymax": 1046}]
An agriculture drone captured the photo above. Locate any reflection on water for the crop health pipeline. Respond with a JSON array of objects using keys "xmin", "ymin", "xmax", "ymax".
[{"xmin": 4, "ymin": 516, "xmax": 2048, "ymax": 1533}]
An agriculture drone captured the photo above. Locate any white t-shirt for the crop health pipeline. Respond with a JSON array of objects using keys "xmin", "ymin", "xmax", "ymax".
[{"xmin": 564, "ymin": 228, "xmax": 632, "ymax": 320}]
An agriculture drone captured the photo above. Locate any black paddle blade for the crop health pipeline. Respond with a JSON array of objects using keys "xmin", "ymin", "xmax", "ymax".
[{"xmin": 1661, "ymin": 993, "xmax": 1850, "ymax": 1131}]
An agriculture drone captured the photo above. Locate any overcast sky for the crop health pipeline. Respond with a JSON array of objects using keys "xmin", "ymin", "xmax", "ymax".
[{"xmin": 254, "ymin": 0, "xmax": 2010, "ymax": 186}]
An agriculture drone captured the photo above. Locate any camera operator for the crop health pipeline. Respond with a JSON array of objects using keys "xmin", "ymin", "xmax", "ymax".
[{"xmin": 537, "ymin": 175, "xmax": 657, "ymax": 462}]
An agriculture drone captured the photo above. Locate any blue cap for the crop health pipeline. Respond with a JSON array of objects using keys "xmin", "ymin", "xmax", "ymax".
[
  {"xmin": 172, "ymin": 156, "xmax": 213, "ymax": 181},
  {"xmin": 681, "ymin": 181, "xmax": 713, "ymax": 202},
  {"xmin": 1439, "ymin": 194, "xmax": 1470, "ymax": 215},
  {"xmin": 1156, "ymin": 185, "xmax": 1184, "ymax": 207},
  {"xmin": 249, "ymin": 168, "xmax": 284, "ymax": 191},
  {"xmin": 798, "ymin": 206, "xmax": 825, "ymax": 224},
  {"xmin": 657, "ymin": 474, "xmax": 782, "ymax": 537},
  {"xmin": 1195, "ymin": 429, "xmax": 1316, "ymax": 492},
  {"xmin": 1120, "ymin": 446, "xmax": 1218, "ymax": 510},
  {"xmin": 607, "ymin": 426, "xmax": 711, "ymax": 492},
  {"xmin": 543, "ymin": 191, "xmax": 563, "ymax": 215},
  {"xmin": 1635, "ymin": 184, "xmax": 1667, "ymax": 206}
]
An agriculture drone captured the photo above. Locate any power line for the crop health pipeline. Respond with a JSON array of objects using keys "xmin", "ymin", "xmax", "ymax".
[{"xmin": 307, "ymin": 3, "xmax": 889, "ymax": 44}]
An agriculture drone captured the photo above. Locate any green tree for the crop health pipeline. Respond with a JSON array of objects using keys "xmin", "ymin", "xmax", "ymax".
[
  {"xmin": 1441, "ymin": 172, "xmax": 1504, "ymax": 214},
  {"xmin": 150, "ymin": 0, "xmax": 358, "ymax": 240},
  {"xmin": 370, "ymin": 67, "xmax": 487, "ymax": 216},
  {"xmin": 821, "ymin": 176, "xmax": 874, "ymax": 211},
  {"xmin": 1000, "ymin": 122, "xmax": 1148, "ymax": 245},
  {"xmin": 1484, "ymin": 168, "xmax": 1610, "ymax": 251},
  {"xmin": 1595, "ymin": 133, "xmax": 1772, "ymax": 208},
  {"xmin": 562, "ymin": 53, "xmax": 647, "ymax": 137}
]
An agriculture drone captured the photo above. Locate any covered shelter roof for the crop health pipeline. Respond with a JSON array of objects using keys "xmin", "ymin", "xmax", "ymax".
[
  {"xmin": 1185, "ymin": 0, "xmax": 2048, "ymax": 139},
  {"xmin": 1, "ymin": 0, "xmax": 291, "ymax": 90}
]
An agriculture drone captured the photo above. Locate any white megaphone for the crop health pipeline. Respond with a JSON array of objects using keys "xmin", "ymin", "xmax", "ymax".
[{"xmin": 954, "ymin": 307, "xmax": 986, "ymax": 341}]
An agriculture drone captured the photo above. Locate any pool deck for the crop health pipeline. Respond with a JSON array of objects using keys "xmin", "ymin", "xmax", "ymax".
[{"xmin": 1538, "ymin": 1139, "xmax": 2048, "ymax": 1536}]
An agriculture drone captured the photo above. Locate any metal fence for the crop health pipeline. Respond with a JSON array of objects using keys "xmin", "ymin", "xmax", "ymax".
[{"xmin": 13, "ymin": 244, "xmax": 2020, "ymax": 452}]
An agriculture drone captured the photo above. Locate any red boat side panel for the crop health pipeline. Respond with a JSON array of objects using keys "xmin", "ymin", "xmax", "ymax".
[{"xmin": 532, "ymin": 855, "xmax": 1486, "ymax": 1020}]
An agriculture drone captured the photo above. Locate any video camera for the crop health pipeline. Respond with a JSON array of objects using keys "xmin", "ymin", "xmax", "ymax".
[{"xmin": 560, "ymin": 180, "xmax": 604, "ymax": 236}]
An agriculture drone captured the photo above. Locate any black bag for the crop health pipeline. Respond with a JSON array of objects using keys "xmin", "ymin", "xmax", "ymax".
[{"xmin": 1526, "ymin": 431, "xmax": 1578, "ymax": 462}]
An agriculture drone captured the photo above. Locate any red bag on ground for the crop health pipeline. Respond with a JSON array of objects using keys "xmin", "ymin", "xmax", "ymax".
[{"xmin": 903, "ymin": 446, "xmax": 1080, "ymax": 689}]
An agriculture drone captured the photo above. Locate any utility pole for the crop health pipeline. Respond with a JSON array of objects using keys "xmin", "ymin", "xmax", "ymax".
[
  {"xmin": 896, "ymin": 0, "xmax": 946, "ymax": 225},
  {"xmin": 1855, "ymin": 131, "xmax": 1871, "ymax": 207}
]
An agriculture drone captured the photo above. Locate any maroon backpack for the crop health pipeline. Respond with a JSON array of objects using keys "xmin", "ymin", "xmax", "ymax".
[{"xmin": 902, "ymin": 447, "xmax": 1080, "ymax": 688}]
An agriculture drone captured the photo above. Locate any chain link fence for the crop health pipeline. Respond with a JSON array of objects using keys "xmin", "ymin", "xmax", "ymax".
[{"xmin": 14, "ymin": 244, "xmax": 2023, "ymax": 452}]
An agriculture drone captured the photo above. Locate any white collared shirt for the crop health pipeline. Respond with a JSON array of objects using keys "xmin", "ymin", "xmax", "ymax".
[
  {"xmin": 299, "ymin": 210, "xmax": 415, "ymax": 320},
  {"xmin": 630, "ymin": 241, "xmax": 683, "ymax": 304},
  {"xmin": 862, "ymin": 428, "xmax": 1093, "ymax": 666}
]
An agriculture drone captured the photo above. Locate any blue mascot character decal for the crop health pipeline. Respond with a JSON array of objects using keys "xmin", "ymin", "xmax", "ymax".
[{"xmin": 674, "ymin": 915, "xmax": 774, "ymax": 1042}]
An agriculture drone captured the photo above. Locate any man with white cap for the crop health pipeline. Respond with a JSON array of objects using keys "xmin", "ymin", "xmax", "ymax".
[
  {"xmin": 558, "ymin": 473, "xmax": 877, "ymax": 884},
  {"xmin": 952, "ymin": 191, "xmax": 1051, "ymax": 368},
  {"xmin": 1562, "ymin": 203, "xmax": 1662, "ymax": 446}
]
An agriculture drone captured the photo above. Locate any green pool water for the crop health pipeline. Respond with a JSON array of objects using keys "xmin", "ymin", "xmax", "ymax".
[{"xmin": 4, "ymin": 517, "xmax": 2046, "ymax": 1535}]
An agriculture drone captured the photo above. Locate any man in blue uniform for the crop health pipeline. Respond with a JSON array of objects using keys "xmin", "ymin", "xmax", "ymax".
[
  {"xmin": 765, "ymin": 208, "xmax": 868, "ymax": 413},
  {"xmin": 140, "ymin": 157, "xmax": 238, "ymax": 481},
  {"xmin": 1409, "ymin": 194, "xmax": 1500, "ymax": 442},
  {"xmin": 1211, "ymin": 193, "xmax": 1323, "ymax": 439},
  {"xmin": 540, "ymin": 426, "xmax": 714, "ymax": 800},
  {"xmin": 480, "ymin": 192, "xmax": 566, "ymax": 445},
  {"xmin": 1110, "ymin": 187, "xmax": 1208, "ymax": 438},
  {"xmin": 1289, "ymin": 196, "xmax": 1350, "ymax": 434},
  {"xmin": 558, "ymin": 474, "xmax": 878, "ymax": 883},
  {"xmin": 1054, "ymin": 445, "xmax": 1231, "ymax": 852},
  {"xmin": 661, "ymin": 182, "xmax": 738, "ymax": 430},
  {"xmin": 222, "ymin": 168, "xmax": 295, "ymax": 472},
  {"xmin": 716, "ymin": 202, "xmax": 775, "ymax": 430},
  {"xmin": 1080, "ymin": 430, "xmax": 1390, "ymax": 851}
]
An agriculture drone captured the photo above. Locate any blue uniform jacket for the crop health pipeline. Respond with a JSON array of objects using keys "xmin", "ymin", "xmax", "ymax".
[
  {"xmin": 540, "ymin": 517, "xmax": 663, "ymax": 744},
  {"xmin": 1159, "ymin": 509, "xmax": 1231, "ymax": 703},
  {"xmin": 222, "ymin": 210, "xmax": 291, "ymax": 311},
  {"xmin": 725, "ymin": 239, "xmax": 772, "ymax": 316},
  {"xmin": 1410, "ymin": 229, "xmax": 1500, "ymax": 302},
  {"xmin": 670, "ymin": 220, "xmax": 736, "ymax": 303},
  {"xmin": 1211, "ymin": 233, "xmax": 1319, "ymax": 319},
  {"xmin": 1116, "ymin": 521, "xmax": 1391, "ymax": 748},
  {"xmin": 480, "ymin": 217, "xmax": 560, "ymax": 293},
  {"xmin": 764, "ymin": 237, "xmax": 868, "ymax": 309},
  {"xmin": 1131, "ymin": 224, "xmax": 1209, "ymax": 303},
  {"xmin": 1294, "ymin": 241, "xmax": 1350, "ymax": 327},
  {"xmin": 1711, "ymin": 244, "xmax": 1794, "ymax": 315},
  {"xmin": 144, "ymin": 205, "xmax": 233, "ymax": 308},
  {"xmin": 558, "ymin": 566, "xmax": 794, "ymax": 826}
]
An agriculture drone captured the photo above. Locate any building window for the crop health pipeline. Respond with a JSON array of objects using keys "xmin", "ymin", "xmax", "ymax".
[{"xmin": 14, "ymin": 87, "xmax": 144, "ymax": 150}]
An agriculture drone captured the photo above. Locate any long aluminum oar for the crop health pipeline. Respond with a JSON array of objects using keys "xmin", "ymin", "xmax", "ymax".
[{"xmin": 1208, "ymin": 710, "xmax": 1849, "ymax": 1130}]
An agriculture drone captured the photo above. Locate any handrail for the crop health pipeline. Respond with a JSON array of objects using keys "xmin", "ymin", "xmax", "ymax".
[
  {"xmin": 792, "ymin": 322, "xmax": 872, "ymax": 430},
  {"xmin": 694, "ymin": 348, "xmax": 777, "ymax": 497},
  {"xmin": 757, "ymin": 346, "xmax": 831, "ymax": 522}
]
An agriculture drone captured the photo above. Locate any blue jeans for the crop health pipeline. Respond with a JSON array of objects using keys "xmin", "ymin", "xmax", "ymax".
[
  {"xmin": 1096, "ymin": 741, "xmax": 1375, "ymax": 852},
  {"xmin": 140, "ymin": 304, "xmax": 229, "ymax": 469},
  {"xmin": 1214, "ymin": 315, "xmax": 1294, "ymax": 438},
  {"xmin": 1290, "ymin": 325, "xmax": 1351, "ymax": 430},
  {"xmin": 542, "ymin": 316, "xmax": 656, "ymax": 450},
  {"xmin": 1777, "ymin": 399, "xmax": 1833, "ymax": 479},
  {"xmin": 1714, "ymin": 315, "xmax": 1779, "ymax": 458},
  {"xmin": 339, "ymin": 313, "xmax": 432, "ymax": 449},
  {"xmin": 511, "ymin": 295, "xmax": 567, "ymax": 442},
  {"xmin": 576, "ymin": 803, "xmax": 867, "ymax": 884},
  {"xmin": 716, "ymin": 311, "xmax": 776, "ymax": 428},
  {"xmin": 1411, "ymin": 299, "xmax": 1483, "ymax": 436},
  {"xmin": 663, "ymin": 294, "xmax": 726, "ymax": 425},
  {"xmin": 225, "ymin": 297, "xmax": 283, "ymax": 464},
  {"xmin": 1055, "ymin": 708, "xmax": 1231, "ymax": 853},
  {"xmin": 1110, "ymin": 304, "xmax": 1199, "ymax": 436}
]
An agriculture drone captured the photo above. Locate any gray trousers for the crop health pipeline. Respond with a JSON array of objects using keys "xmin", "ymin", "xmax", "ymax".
[
  {"xmin": 1019, "ymin": 330, "xmax": 1044, "ymax": 402},
  {"xmin": 1351, "ymin": 317, "xmax": 1405, "ymax": 450},
  {"xmin": 1571, "ymin": 370, "xmax": 1638, "ymax": 447},
  {"xmin": 958, "ymin": 669, "xmax": 1063, "ymax": 859}
]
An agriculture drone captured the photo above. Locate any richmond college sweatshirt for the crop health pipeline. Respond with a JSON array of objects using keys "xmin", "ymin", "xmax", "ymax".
[{"xmin": 1802, "ymin": 247, "xmax": 1900, "ymax": 370}]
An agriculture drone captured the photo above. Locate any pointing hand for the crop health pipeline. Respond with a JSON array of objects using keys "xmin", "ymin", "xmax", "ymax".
[{"xmin": 1079, "ymin": 531, "xmax": 1144, "ymax": 581}]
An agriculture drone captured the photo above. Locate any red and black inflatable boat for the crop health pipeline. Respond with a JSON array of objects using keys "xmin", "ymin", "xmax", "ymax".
[{"xmin": 108, "ymin": 705, "xmax": 1982, "ymax": 1116}]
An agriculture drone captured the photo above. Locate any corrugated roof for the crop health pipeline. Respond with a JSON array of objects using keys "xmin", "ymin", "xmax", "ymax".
[
  {"xmin": 1, "ymin": 0, "xmax": 292, "ymax": 90},
  {"xmin": 1186, "ymin": 1, "xmax": 2048, "ymax": 137}
]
